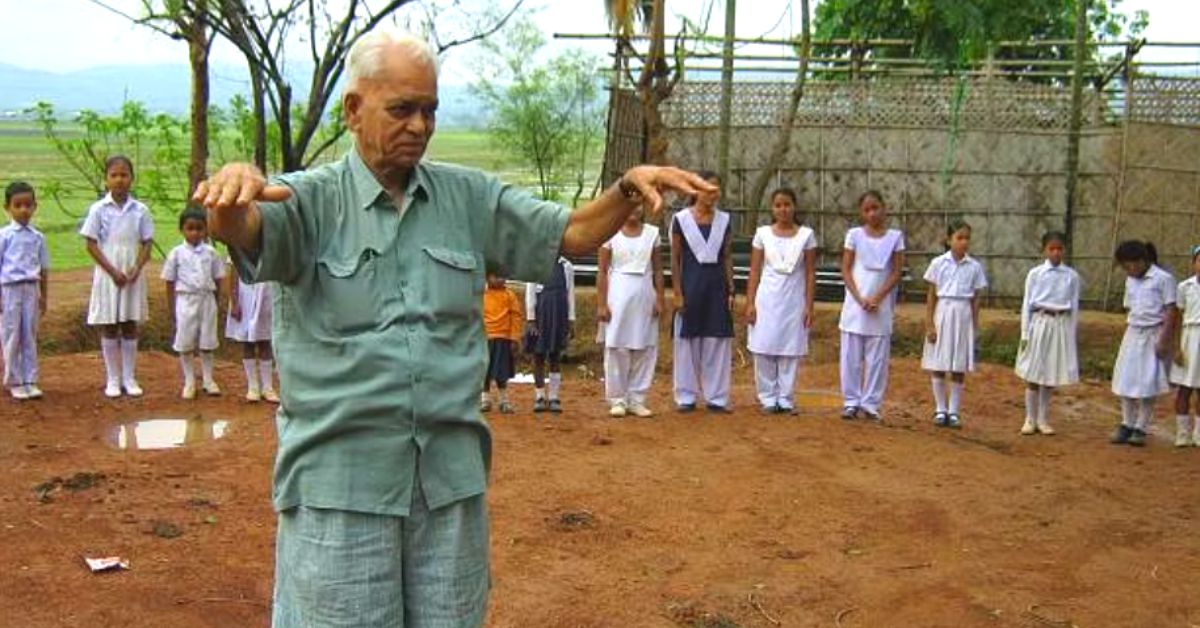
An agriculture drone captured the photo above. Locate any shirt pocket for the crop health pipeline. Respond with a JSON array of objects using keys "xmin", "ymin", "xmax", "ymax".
[
  {"xmin": 423, "ymin": 246, "xmax": 481, "ymax": 317},
  {"xmin": 314, "ymin": 247, "xmax": 382, "ymax": 335}
]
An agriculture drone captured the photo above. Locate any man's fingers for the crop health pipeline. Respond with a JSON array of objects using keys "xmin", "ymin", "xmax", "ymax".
[
  {"xmin": 641, "ymin": 186, "xmax": 664, "ymax": 219},
  {"xmin": 192, "ymin": 181, "xmax": 210, "ymax": 204},
  {"xmin": 260, "ymin": 185, "xmax": 293, "ymax": 203}
]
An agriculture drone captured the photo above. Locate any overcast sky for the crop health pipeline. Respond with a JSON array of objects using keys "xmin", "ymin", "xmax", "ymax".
[{"xmin": 0, "ymin": 0, "xmax": 1194, "ymax": 83}]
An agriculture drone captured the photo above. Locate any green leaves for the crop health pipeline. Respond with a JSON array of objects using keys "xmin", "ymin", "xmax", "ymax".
[{"xmin": 472, "ymin": 16, "xmax": 605, "ymax": 203}]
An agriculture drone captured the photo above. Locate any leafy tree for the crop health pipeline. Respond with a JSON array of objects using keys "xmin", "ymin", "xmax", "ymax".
[
  {"xmin": 605, "ymin": 0, "xmax": 687, "ymax": 165},
  {"xmin": 813, "ymin": 0, "xmax": 1148, "ymax": 69},
  {"xmin": 472, "ymin": 17, "xmax": 605, "ymax": 203}
]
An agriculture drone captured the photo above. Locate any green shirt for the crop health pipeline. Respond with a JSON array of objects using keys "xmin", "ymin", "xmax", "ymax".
[{"xmin": 235, "ymin": 150, "xmax": 570, "ymax": 516}]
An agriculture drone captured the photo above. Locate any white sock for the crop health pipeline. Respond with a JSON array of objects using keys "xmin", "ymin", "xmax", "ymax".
[
  {"xmin": 1038, "ymin": 387, "xmax": 1053, "ymax": 425},
  {"xmin": 201, "ymin": 353, "xmax": 215, "ymax": 385},
  {"xmin": 931, "ymin": 377, "xmax": 948, "ymax": 413},
  {"xmin": 179, "ymin": 355, "xmax": 195, "ymax": 386},
  {"xmin": 1120, "ymin": 397, "xmax": 1138, "ymax": 428},
  {"xmin": 101, "ymin": 337, "xmax": 121, "ymax": 385},
  {"xmin": 120, "ymin": 337, "xmax": 138, "ymax": 384},
  {"xmin": 1177, "ymin": 414, "xmax": 1190, "ymax": 434},
  {"xmin": 548, "ymin": 372, "xmax": 562, "ymax": 400},
  {"xmin": 500, "ymin": 388, "xmax": 509, "ymax": 403},
  {"xmin": 1136, "ymin": 398, "xmax": 1155, "ymax": 431},
  {"xmin": 243, "ymin": 359, "xmax": 259, "ymax": 392},
  {"xmin": 949, "ymin": 381, "xmax": 964, "ymax": 414},
  {"xmin": 480, "ymin": 391, "xmax": 489, "ymax": 403},
  {"xmin": 259, "ymin": 359, "xmax": 275, "ymax": 392},
  {"xmin": 1024, "ymin": 388, "xmax": 1039, "ymax": 423},
  {"xmin": 535, "ymin": 387, "xmax": 546, "ymax": 401}
]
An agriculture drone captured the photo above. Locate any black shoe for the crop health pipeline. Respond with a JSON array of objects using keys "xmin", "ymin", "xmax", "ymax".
[
  {"xmin": 1110, "ymin": 424, "xmax": 1133, "ymax": 445},
  {"xmin": 1128, "ymin": 428, "xmax": 1147, "ymax": 447},
  {"xmin": 946, "ymin": 413, "xmax": 962, "ymax": 429},
  {"xmin": 532, "ymin": 398, "xmax": 547, "ymax": 413},
  {"xmin": 706, "ymin": 403, "xmax": 731, "ymax": 414},
  {"xmin": 841, "ymin": 406, "xmax": 859, "ymax": 421},
  {"xmin": 862, "ymin": 409, "xmax": 882, "ymax": 422},
  {"xmin": 548, "ymin": 399, "xmax": 562, "ymax": 414},
  {"xmin": 677, "ymin": 403, "xmax": 697, "ymax": 413},
  {"xmin": 761, "ymin": 405, "xmax": 778, "ymax": 415},
  {"xmin": 933, "ymin": 411, "xmax": 948, "ymax": 427},
  {"xmin": 779, "ymin": 405, "xmax": 798, "ymax": 416}
]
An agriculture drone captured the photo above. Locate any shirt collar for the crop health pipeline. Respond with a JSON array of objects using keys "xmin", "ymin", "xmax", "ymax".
[
  {"xmin": 947, "ymin": 251, "xmax": 973, "ymax": 265},
  {"xmin": 7, "ymin": 220, "xmax": 31, "ymax": 231},
  {"xmin": 348, "ymin": 148, "xmax": 429, "ymax": 212},
  {"xmin": 102, "ymin": 192, "xmax": 135, "ymax": 212}
]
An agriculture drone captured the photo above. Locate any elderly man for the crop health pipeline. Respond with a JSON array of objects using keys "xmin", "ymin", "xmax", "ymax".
[{"xmin": 195, "ymin": 31, "xmax": 712, "ymax": 627}]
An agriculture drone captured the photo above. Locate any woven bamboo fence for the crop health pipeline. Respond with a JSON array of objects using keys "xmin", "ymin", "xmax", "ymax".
[{"xmin": 603, "ymin": 73, "xmax": 1200, "ymax": 307}]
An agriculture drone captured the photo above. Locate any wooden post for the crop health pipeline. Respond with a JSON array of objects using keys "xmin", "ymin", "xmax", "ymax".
[
  {"xmin": 1102, "ymin": 44, "xmax": 1137, "ymax": 311},
  {"xmin": 1063, "ymin": 0, "xmax": 1090, "ymax": 263},
  {"xmin": 717, "ymin": 0, "xmax": 736, "ymax": 198}
]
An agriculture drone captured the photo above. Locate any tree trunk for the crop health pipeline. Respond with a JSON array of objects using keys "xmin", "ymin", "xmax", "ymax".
[
  {"xmin": 638, "ymin": 0, "xmax": 673, "ymax": 165},
  {"xmin": 186, "ymin": 0, "xmax": 211, "ymax": 198},
  {"xmin": 746, "ymin": 0, "xmax": 811, "ymax": 214},
  {"xmin": 250, "ymin": 69, "xmax": 268, "ymax": 173}
]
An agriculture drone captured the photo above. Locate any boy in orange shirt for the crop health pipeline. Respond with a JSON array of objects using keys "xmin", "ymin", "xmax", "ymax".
[{"xmin": 482, "ymin": 264, "xmax": 524, "ymax": 413}]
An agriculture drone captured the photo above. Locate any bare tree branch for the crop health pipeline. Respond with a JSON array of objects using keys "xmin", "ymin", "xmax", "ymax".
[
  {"xmin": 87, "ymin": 0, "xmax": 180, "ymax": 39},
  {"xmin": 434, "ymin": 0, "xmax": 524, "ymax": 54}
]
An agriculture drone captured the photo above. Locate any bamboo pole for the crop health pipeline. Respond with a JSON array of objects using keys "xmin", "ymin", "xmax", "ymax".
[{"xmin": 717, "ymin": 0, "xmax": 736, "ymax": 197}]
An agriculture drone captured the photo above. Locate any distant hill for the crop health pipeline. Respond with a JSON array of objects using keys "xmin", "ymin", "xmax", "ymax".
[{"xmin": 0, "ymin": 62, "xmax": 488, "ymax": 127}]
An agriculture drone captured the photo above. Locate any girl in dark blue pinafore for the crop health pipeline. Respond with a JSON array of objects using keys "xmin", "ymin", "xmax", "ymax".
[
  {"xmin": 525, "ymin": 257, "xmax": 576, "ymax": 413},
  {"xmin": 670, "ymin": 170, "xmax": 734, "ymax": 412}
]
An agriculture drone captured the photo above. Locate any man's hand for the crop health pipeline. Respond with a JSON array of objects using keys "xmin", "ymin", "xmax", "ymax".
[
  {"xmin": 193, "ymin": 163, "xmax": 292, "ymax": 249},
  {"xmin": 230, "ymin": 303, "xmax": 243, "ymax": 321},
  {"xmin": 194, "ymin": 163, "xmax": 292, "ymax": 211},
  {"xmin": 598, "ymin": 305, "xmax": 611, "ymax": 323},
  {"xmin": 621, "ymin": 166, "xmax": 718, "ymax": 221}
]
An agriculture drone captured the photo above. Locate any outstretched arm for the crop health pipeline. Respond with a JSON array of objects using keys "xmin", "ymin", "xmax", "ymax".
[{"xmin": 560, "ymin": 167, "xmax": 715, "ymax": 256}]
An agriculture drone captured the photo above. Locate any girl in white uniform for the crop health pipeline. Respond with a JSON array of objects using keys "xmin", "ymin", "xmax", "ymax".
[
  {"xmin": 1110, "ymin": 240, "xmax": 1175, "ymax": 447},
  {"xmin": 598, "ymin": 205, "xmax": 663, "ymax": 417},
  {"xmin": 162, "ymin": 209, "xmax": 225, "ymax": 399},
  {"xmin": 839, "ymin": 190, "xmax": 905, "ymax": 421},
  {"xmin": 1014, "ymin": 231, "xmax": 1081, "ymax": 436},
  {"xmin": 746, "ymin": 188, "xmax": 817, "ymax": 414},
  {"xmin": 226, "ymin": 265, "xmax": 278, "ymax": 403},
  {"xmin": 923, "ymin": 220, "xmax": 988, "ymax": 428},
  {"xmin": 1169, "ymin": 246, "xmax": 1200, "ymax": 447},
  {"xmin": 79, "ymin": 156, "xmax": 154, "ymax": 399}
]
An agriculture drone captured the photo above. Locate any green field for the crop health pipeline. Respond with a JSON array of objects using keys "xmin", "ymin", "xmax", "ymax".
[{"xmin": 0, "ymin": 121, "xmax": 602, "ymax": 270}]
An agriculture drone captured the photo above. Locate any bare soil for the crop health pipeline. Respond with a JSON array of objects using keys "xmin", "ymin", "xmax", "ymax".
[{"xmin": 2, "ymin": 267, "xmax": 1198, "ymax": 627}]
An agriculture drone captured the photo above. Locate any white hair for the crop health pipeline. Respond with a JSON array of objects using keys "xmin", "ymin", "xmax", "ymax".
[{"xmin": 346, "ymin": 30, "xmax": 439, "ymax": 90}]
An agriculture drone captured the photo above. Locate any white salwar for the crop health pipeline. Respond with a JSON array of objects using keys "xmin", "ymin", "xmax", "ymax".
[
  {"xmin": 748, "ymin": 225, "xmax": 816, "ymax": 409},
  {"xmin": 601, "ymin": 226, "xmax": 660, "ymax": 406}
]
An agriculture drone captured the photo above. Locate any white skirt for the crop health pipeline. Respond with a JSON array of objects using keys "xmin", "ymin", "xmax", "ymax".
[
  {"xmin": 173, "ymin": 292, "xmax": 219, "ymax": 353},
  {"xmin": 87, "ymin": 242, "xmax": 149, "ymax": 325},
  {"xmin": 1111, "ymin": 325, "xmax": 1170, "ymax": 398},
  {"xmin": 1170, "ymin": 326, "xmax": 1200, "ymax": 388},
  {"xmin": 1014, "ymin": 312, "xmax": 1078, "ymax": 387},
  {"xmin": 921, "ymin": 298, "xmax": 975, "ymax": 373},
  {"xmin": 226, "ymin": 281, "xmax": 273, "ymax": 342}
]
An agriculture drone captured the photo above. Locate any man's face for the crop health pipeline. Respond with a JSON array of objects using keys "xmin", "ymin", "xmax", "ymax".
[{"xmin": 345, "ymin": 45, "xmax": 438, "ymax": 181}]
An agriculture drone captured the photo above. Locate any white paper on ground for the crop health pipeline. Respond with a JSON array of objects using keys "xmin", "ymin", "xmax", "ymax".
[{"xmin": 84, "ymin": 556, "xmax": 130, "ymax": 572}]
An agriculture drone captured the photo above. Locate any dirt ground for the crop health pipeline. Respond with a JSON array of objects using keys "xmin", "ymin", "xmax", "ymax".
[{"xmin": 2, "ymin": 269, "xmax": 1199, "ymax": 627}]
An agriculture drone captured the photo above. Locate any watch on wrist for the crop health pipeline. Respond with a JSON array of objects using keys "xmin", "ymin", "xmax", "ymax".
[{"xmin": 617, "ymin": 174, "xmax": 641, "ymax": 201}]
